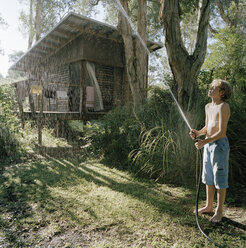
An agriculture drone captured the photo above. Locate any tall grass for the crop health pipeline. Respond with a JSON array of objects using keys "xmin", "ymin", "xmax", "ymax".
[
  {"xmin": 129, "ymin": 105, "xmax": 203, "ymax": 183},
  {"xmin": 129, "ymin": 122, "xmax": 177, "ymax": 181}
]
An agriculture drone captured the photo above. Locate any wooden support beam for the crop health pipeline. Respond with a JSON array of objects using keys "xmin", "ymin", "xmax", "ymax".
[
  {"xmin": 80, "ymin": 60, "xmax": 87, "ymax": 125},
  {"xmin": 45, "ymin": 34, "xmax": 67, "ymax": 44},
  {"xmin": 22, "ymin": 111, "xmax": 106, "ymax": 121},
  {"xmin": 54, "ymin": 28, "xmax": 75, "ymax": 39},
  {"xmin": 30, "ymin": 49, "xmax": 48, "ymax": 55},
  {"xmin": 56, "ymin": 120, "xmax": 60, "ymax": 137},
  {"xmin": 38, "ymin": 81, "xmax": 44, "ymax": 146}
]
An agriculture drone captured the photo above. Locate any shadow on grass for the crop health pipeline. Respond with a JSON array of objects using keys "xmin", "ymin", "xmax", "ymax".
[
  {"xmin": 0, "ymin": 155, "xmax": 245, "ymax": 247},
  {"xmin": 222, "ymin": 217, "xmax": 246, "ymax": 231}
]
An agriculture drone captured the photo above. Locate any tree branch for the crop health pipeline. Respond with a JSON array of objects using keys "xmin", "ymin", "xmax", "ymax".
[
  {"xmin": 208, "ymin": 22, "xmax": 218, "ymax": 35},
  {"xmin": 89, "ymin": 0, "xmax": 100, "ymax": 6},
  {"xmin": 216, "ymin": 0, "xmax": 231, "ymax": 26},
  {"xmin": 161, "ymin": 0, "xmax": 189, "ymax": 62},
  {"xmin": 192, "ymin": 0, "xmax": 210, "ymax": 73}
]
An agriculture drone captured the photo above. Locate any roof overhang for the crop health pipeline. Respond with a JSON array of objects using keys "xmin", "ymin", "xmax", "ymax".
[{"xmin": 10, "ymin": 12, "xmax": 163, "ymax": 72}]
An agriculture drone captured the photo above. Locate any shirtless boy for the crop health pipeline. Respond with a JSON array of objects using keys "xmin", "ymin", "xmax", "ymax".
[{"xmin": 190, "ymin": 79, "xmax": 232, "ymax": 223}]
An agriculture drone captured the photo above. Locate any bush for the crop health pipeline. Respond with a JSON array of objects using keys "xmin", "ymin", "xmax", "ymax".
[
  {"xmin": 85, "ymin": 104, "xmax": 140, "ymax": 168},
  {"xmin": 0, "ymin": 84, "xmax": 22, "ymax": 162},
  {"xmin": 227, "ymin": 92, "xmax": 246, "ymax": 185}
]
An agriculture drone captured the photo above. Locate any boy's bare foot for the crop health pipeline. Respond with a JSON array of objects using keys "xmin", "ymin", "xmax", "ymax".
[
  {"xmin": 210, "ymin": 212, "xmax": 223, "ymax": 223},
  {"xmin": 193, "ymin": 206, "xmax": 214, "ymax": 215}
]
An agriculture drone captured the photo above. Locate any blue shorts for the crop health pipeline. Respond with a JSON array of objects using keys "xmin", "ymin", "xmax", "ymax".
[{"xmin": 202, "ymin": 137, "xmax": 230, "ymax": 189}]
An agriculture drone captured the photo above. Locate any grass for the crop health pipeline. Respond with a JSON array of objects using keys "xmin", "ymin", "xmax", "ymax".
[{"xmin": 0, "ymin": 154, "xmax": 245, "ymax": 248}]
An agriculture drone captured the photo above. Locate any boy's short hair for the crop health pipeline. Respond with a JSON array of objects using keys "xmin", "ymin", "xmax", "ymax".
[{"xmin": 212, "ymin": 79, "xmax": 232, "ymax": 101}]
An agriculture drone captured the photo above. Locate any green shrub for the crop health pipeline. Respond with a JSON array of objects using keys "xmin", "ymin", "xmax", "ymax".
[
  {"xmin": 227, "ymin": 92, "xmax": 246, "ymax": 185},
  {"xmin": 85, "ymin": 104, "xmax": 140, "ymax": 168},
  {"xmin": 0, "ymin": 85, "xmax": 22, "ymax": 161}
]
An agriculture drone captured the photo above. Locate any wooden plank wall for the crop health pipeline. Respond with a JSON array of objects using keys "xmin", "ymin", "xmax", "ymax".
[{"xmin": 39, "ymin": 31, "xmax": 126, "ymax": 113}]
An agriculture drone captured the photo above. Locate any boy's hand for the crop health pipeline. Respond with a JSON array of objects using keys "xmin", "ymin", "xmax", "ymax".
[
  {"xmin": 195, "ymin": 139, "xmax": 206, "ymax": 150},
  {"xmin": 189, "ymin": 129, "xmax": 198, "ymax": 140}
]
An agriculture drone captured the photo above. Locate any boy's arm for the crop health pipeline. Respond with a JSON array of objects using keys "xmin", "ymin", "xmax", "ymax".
[{"xmin": 191, "ymin": 104, "xmax": 208, "ymax": 137}]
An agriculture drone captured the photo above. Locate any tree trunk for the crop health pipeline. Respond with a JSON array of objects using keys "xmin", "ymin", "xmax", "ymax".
[
  {"xmin": 136, "ymin": 0, "xmax": 148, "ymax": 101},
  {"xmin": 117, "ymin": 0, "xmax": 148, "ymax": 106},
  {"xmin": 28, "ymin": 0, "xmax": 34, "ymax": 49},
  {"xmin": 35, "ymin": 0, "xmax": 41, "ymax": 42},
  {"xmin": 117, "ymin": 0, "xmax": 137, "ymax": 105},
  {"xmin": 160, "ymin": 0, "xmax": 210, "ymax": 109}
]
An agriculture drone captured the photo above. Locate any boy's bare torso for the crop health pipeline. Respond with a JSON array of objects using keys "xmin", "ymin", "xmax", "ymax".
[{"xmin": 206, "ymin": 102, "xmax": 230, "ymax": 138}]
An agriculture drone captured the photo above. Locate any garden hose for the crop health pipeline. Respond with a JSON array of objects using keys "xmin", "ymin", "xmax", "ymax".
[{"xmin": 195, "ymin": 145, "xmax": 224, "ymax": 248}]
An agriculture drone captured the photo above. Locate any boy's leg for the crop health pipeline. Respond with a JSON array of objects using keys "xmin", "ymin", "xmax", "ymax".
[
  {"xmin": 198, "ymin": 143, "xmax": 215, "ymax": 214},
  {"xmin": 210, "ymin": 188, "xmax": 226, "ymax": 223},
  {"xmin": 211, "ymin": 138, "xmax": 230, "ymax": 222},
  {"xmin": 197, "ymin": 184, "xmax": 215, "ymax": 214}
]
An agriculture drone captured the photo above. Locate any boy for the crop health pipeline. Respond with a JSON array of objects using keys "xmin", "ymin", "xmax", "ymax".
[{"xmin": 190, "ymin": 79, "xmax": 232, "ymax": 223}]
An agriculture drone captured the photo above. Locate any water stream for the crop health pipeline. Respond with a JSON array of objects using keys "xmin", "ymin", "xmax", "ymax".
[{"xmin": 114, "ymin": 0, "xmax": 192, "ymax": 131}]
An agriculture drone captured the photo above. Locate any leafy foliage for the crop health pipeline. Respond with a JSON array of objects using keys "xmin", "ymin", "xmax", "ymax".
[
  {"xmin": 84, "ymin": 104, "xmax": 139, "ymax": 168},
  {"xmin": 225, "ymin": 93, "xmax": 246, "ymax": 185},
  {"xmin": 0, "ymin": 85, "xmax": 22, "ymax": 161},
  {"xmin": 204, "ymin": 27, "xmax": 246, "ymax": 90}
]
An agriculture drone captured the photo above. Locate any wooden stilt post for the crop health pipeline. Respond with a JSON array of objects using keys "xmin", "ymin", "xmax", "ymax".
[
  {"xmin": 38, "ymin": 78, "xmax": 44, "ymax": 146},
  {"xmin": 80, "ymin": 60, "xmax": 87, "ymax": 127},
  {"xmin": 56, "ymin": 119, "xmax": 59, "ymax": 137},
  {"xmin": 61, "ymin": 120, "xmax": 65, "ymax": 137}
]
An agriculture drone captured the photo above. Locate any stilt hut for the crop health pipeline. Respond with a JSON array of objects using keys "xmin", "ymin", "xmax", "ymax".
[{"xmin": 10, "ymin": 12, "xmax": 162, "ymax": 143}]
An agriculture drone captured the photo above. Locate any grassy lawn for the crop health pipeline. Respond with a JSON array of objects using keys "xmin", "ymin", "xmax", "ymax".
[{"xmin": 0, "ymin": 155, "xmax": 245, "ymax": 248}]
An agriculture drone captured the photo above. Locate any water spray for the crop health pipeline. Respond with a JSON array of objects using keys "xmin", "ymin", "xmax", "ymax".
[
  {"xmin": 163, "ymin": 82, "xmax": 192, "ymax": 131},
  {"xmin": 114, "ymin": 0, "xmax": 223, "ymax": 247}
]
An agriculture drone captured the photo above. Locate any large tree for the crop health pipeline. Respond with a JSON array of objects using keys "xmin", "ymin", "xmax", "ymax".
[{"xmin": 159, "ymin": 0, "xmax": 211, "ymax": 109}]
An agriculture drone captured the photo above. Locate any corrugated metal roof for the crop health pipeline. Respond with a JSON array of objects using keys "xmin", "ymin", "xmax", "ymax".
[{"xmin": 10, "ymin": 12, "xmax": 163, "ymax": 71}]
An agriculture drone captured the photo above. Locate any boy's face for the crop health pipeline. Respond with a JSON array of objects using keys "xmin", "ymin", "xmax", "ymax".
[{"xmin": 208, "ymin": 81, "xmax": 223, "ymax": 99}]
